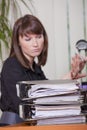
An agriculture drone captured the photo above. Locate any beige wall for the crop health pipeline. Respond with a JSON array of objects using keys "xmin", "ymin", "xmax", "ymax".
[{"xmin": 33, "ymin": 0, "xmax": 87, "ymax": 79}]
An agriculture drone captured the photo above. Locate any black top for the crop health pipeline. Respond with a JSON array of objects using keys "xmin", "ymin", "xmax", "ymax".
[{"xmin": 0, "ymin": 56, "xmax": 46, "ymax": 114}]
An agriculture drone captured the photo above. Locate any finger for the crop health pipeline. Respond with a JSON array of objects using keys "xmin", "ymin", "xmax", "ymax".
[
  {"xmin": 75, "ymin": 73, "xmax": 87, "ymax": 79},
  {"xmin": 85, "ymin": 57, "xmax": 87, "ymax": 62}
]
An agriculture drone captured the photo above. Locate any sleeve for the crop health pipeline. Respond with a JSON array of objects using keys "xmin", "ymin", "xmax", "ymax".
[{"xmin": 1, "ymin": 58, "xmax": 24, "ymax": 114}]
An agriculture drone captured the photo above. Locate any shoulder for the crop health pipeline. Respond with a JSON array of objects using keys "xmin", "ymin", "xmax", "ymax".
[
  {"xmin": 1, "ymin": 56, "xmax": 26, "ymax": 82},
  {"xmin": 1, "ymin": 56, "xmax": 23, "ymax": 76},
  {"xmin": 2, "ymin": 56, "xmax": 21, "ymax": 70}
]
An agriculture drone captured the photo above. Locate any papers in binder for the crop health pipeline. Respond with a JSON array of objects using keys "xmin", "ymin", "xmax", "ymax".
[
  {"xmin": 28, "ymin": 82, "xmax": 79, "ymax": 98},
  {"xmin": 36, "ymin": 115, "xmax": 86, "ymax": 125},
  {"xmin": 33, "ymin": 94, "xmax": 83, "ymax": 105},
  {"xmin": 17, "ymin": 79, "xmax": 87, "ymax": 125}
]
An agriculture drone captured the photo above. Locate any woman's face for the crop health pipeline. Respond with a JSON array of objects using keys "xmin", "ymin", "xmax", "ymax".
[{"xmin": 19, "ymin": 34, "xmax": 44, "ymax": 62}]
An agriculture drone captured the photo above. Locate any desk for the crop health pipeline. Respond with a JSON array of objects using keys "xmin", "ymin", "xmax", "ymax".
[{"xmin": 0, "ymin": 123, "xmax": 87, "ymax": 130}]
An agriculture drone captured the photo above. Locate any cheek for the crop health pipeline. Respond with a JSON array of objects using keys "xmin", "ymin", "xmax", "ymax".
[
  {"xmin": 39, "ymin": 39, "xmax": 44, "ymax": 49},
  {"xmin": 20, "ymin": 43, "xmax": 30, "ymax": 53},
  {"xmin": 39, "ymin": 43, "xmax": 44, "ymax": 52},
  {"xmin": 20, "ymin": 44, "xmax": 27, "ymax": 50}
]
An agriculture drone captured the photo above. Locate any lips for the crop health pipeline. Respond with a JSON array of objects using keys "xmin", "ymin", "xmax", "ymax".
[{"xmin": 32, "ymin": 49, "xmax": 40, "ymax": 52}]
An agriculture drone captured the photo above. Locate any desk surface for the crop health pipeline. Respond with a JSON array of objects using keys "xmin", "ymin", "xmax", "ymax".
[{"xmin": 0, "ymin": 123, "xmax": 87, "ymax": 130}]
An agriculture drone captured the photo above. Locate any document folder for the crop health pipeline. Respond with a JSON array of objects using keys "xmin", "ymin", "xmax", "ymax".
[{"xmin": 16, "ymin": 79, "xmax": 87, "ymax": 126}]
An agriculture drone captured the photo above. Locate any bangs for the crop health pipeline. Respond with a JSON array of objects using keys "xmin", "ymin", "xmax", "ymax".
[{"xmin": 19, "ymin": 20, "xmax": 44, "ymax": 36}]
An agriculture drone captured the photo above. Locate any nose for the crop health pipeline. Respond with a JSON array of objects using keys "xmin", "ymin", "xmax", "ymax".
[{"xmin": 33, "ymin": 38, "xmax": 38, "ymax": 46}]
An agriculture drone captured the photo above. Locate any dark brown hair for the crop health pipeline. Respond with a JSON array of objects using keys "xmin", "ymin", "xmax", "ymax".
[{"xmin": 9, "ymin": 14, "xmax": 48, "ymax": 68}]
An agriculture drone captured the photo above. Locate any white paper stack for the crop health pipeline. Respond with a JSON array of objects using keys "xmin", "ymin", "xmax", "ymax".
[{"xmin": 16, "ymin": 79, "xmax": 87, "ymax": 125}]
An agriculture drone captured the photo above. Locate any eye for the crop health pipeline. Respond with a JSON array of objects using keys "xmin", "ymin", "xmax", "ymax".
[
  {"xmin": 36, "ymin": 34, "xmax": 42, "ymax": 39},
  {"xmin": 24, "ymin": 36, "xmax": 31, "ymax": 41},
  {"xmin": 25, "ymin": 38, "xmax": 31, "ymax": 41}
]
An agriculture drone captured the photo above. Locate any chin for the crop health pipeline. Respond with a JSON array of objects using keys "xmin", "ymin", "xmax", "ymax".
[{"xmin": 33, "ymin": 52, "xmax": 41, "ymax": 57}]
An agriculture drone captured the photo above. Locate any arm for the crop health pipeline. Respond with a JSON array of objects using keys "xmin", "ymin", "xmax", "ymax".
[{"xmin": 1, "ymin": 58, "xmax": 24, "ymax": 114}]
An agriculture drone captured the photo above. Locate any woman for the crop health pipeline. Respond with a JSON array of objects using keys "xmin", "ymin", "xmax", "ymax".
[{"xmin": 0, "ymin": 14, "xmax": 86, "ymax": 123}]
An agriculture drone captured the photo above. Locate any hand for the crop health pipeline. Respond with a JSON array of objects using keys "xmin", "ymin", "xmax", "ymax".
[{"xmin": 71, "ymin": 54, "xmax": 87, "ymax": 79}]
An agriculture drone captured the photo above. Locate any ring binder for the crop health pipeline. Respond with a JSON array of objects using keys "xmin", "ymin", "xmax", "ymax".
[{"xmin": 16, "ymin": 79, "xmax": 87, "ymax": 126}]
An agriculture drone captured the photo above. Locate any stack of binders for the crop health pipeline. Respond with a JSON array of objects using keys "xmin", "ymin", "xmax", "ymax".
[{"xmin": 16, "ymin": 79, "xmax": 87, "ymax": 126}]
